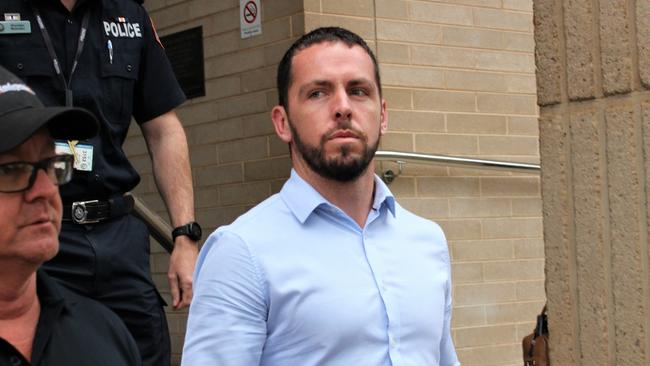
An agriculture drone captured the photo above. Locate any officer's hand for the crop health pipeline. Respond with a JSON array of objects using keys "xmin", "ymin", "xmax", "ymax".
[{"xmin": 168, "ymin": 237, "xmax": 199, "ymax": 309}]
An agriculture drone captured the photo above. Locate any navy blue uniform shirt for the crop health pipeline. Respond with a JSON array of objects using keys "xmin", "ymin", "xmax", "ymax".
[{"xmin": 0, "ymin": 0, "xmax": 186, "ymax": 202}]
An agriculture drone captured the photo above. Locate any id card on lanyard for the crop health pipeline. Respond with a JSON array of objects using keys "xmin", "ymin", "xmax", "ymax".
[{"xmin": 32, "ymin": 4, "xmax": 94, "ymax": 170}]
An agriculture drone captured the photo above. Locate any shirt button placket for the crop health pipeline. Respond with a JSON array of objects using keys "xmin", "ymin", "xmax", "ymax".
[{"xmin": 10, "ymin": 355, "xmax": 23, "ymax": 366}]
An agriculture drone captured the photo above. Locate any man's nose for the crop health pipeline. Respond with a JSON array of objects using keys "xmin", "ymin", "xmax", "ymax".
[
  {"xmin": 333, "ymin": 90, "xmax": 352, "ymax": 121},
  {"xmin": 24, "ymin": 169, "xmax": 57, "ymax": 201}
]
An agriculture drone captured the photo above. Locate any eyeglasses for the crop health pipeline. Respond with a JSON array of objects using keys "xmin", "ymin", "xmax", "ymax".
[{"xmin": 0, "ymin": 155, "xmax": 74, "ymax": 193}]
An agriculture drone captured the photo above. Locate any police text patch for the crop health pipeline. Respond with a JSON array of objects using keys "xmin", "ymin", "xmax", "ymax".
[{"xmin": 103, "ymin": 21, "xmax": 142, "ymax": 38}]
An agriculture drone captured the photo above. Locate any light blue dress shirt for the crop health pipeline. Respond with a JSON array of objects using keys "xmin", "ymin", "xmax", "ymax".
[{"xmin": 182, "ymin": 170, "xmax": 460, "ymax": 366}]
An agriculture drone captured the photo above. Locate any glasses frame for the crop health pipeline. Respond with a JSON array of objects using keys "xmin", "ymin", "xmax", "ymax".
[{"xmin": 0, "ymin": 154, "xmax": 74, "ymax": 193}]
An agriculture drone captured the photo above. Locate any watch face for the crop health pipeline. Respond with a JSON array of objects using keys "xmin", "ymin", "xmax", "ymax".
[{"xmin": 190, "ymin": 223, "xmax": 202, "ymax": 239}]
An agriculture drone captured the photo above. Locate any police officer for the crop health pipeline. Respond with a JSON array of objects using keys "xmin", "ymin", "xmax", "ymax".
[{"xmin": 0, "ymin": 1, "xmax": 200, "ymax": 366}]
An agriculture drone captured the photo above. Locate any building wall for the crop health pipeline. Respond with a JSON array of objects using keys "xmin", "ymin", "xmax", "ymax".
[
  {"xmin": 534, "ymin": 0, "xmax": 650, "ymax": 364},
  {"xmin": 125, "ymin": 1, "xmax": 543, "ymax": 365}
]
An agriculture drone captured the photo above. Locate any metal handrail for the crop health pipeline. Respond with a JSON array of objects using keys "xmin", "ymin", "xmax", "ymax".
[
  {"xmin": 134, "ymin": 151, "xmax": 541, "ymax": 252},
  {"xmin": 376, "ymin": 150, "xmax": 540, "ymax": 174},
  {"xmin": 130, "ymin": 193, "xmax": 174, "ymax": 253}
]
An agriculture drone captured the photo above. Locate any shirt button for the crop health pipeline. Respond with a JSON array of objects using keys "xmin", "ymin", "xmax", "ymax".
[
  {"xmin": 126, "ymin": 64, "xmax": 133, "ymax": 72},
  {"xmin": 10, "ymin": 356, "xmax": 22, "ymax": 365},
  {"xmin": 16, "ymin": 63, "xmax": 23, "ymax": 71},
  {"xmin": 66, "ymin": 18, "xmax": 73, "ymax": 24}
]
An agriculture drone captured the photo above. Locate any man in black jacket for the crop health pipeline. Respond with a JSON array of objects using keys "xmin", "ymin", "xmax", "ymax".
[{"xmin": 0, "ymin": 65, "xmax": 140, "ymax": 365}]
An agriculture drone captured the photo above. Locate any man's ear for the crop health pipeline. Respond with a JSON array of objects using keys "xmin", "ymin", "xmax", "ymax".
[
  {"xmin": 379, "ymin": 99, "xmax": 388, "ymax": 136},
  {"xmin": 271, "ymin": 105, "xmax": 292, "ymax": 143}
]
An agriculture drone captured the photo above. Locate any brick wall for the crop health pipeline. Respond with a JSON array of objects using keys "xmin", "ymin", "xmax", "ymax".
[{"xmin": 125, "ymin": 1, "xmax": 543, "ymax": 365}]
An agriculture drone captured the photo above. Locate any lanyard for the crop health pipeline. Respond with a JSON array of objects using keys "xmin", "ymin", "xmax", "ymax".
[{"xmin": 31, "ymin": 3, "xmax": 90, "ymax": 107}]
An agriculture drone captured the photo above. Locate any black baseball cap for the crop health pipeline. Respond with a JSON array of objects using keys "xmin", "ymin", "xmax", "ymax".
[{"xmin": 0, "ymin": 65, "xmax": 98, "ymax": 153}]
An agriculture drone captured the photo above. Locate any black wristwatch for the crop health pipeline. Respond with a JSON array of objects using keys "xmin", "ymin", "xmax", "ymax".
[{"xmin": 172, "ymin": 221, "xmax": 202, "ymax": 242}]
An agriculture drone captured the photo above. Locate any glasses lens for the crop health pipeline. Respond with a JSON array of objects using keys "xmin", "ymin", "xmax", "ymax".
[
  {"xmin": 0, "ymin": 163, "xmax": 32, "ymax": 192},
  {"xmin": 48, "ymin": 155, "xmax": 74, "ymax": 186}
]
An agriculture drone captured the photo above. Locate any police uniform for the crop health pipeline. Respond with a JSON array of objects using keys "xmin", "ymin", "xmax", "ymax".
[{"xmin": 0, "ymin": 1, "xmax": 185, "ymax": 365}]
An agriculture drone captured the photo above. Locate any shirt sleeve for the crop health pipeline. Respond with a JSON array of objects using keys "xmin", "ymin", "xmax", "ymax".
[
  {"xmin": 132, "ymin": 9, "xmax": 186, "ymax": 123},
  {"xmin": 181, "ymin": 231, "xmax": 268, "ymax": 366},
  {"xmin": 440, "ymin": 255, "xmax": 461, "ymax": 366}
]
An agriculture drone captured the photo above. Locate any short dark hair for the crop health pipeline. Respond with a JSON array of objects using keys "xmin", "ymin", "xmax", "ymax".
[{"xmin": 276, "ymin": 27, "xmax": 382, "ymax": 108}]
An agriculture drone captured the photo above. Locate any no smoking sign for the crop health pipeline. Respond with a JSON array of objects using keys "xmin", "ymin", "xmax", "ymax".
[{"xmin": 240, "ymin": 0, "xmax": 262, "ymax": 38}]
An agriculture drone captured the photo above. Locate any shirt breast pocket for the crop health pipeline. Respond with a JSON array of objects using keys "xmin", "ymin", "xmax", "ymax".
[{"xmin": 99, "ymin": 49, "xmax": 140, "ymax": 126}]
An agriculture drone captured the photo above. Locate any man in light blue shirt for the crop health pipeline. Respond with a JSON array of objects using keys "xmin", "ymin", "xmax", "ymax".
[{"xmin": 182, "ymin": 27, "xmax": 460, "ymax": 366}]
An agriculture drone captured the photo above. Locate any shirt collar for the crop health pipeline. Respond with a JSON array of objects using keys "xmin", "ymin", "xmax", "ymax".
[{"xmin": 280, "ymin": 169, "xmax": 396, "ymax": 224}]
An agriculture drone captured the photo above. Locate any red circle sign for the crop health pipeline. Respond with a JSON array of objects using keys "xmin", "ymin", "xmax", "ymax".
[{"xmin": 244, "ymin": 1, "xmax": 258, "ymax": 24}]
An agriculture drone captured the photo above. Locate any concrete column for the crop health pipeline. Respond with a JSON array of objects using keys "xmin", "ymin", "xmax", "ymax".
[{"xmin": 534, "ymin": 0, "xmax": 650, "ymax": 364}]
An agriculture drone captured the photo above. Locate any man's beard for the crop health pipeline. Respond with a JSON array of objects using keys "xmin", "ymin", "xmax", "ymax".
[{"xmin": 288, "ymin": 119, "xmax": 379, "ymax": 182}]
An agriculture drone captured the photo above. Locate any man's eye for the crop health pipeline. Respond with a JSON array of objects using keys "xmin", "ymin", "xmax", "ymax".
[
  {"xmin": 308, "ymin": 90, "xmax": 325, "ymax": 99},
  {"xmin": 0, "ymin": 163, "xmax": 29, "ymax": 175},
  {"xmin": 350, "ymin": 88, "xmax": 368, "ymax": 96}
]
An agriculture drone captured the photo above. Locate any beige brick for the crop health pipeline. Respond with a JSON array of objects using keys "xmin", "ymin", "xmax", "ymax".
[
  {"xmin": 217, "ymin": 91, "xmax": 269, "ymax": 120},
  {"xmin": 388, "ymin": 111, "xmax": 445, "ymax": 132},
  {"xmin": 189, "ymin": 144, "xmax": 219, "ymax": 167},
  {"xmin": 219, "ymin": 181, "xmax": 271, "ymax": 206},
  {"xmin": 190, "ymin": 118, "xmax": 244, "ymax": 145},
  {"xmin": 381, "ymin": 65, "xmax": 445, "ymax": 88},
  {"xmin": 516, "ymin": 280, "xmax": 545, "ymax": 301},
  {"xmin": 380, "ymin": 132, "xmax": 414, "ymax": 151},
  {"xmin": 418, "ymin": 177, "xmax": 480, "ymax": 197},
  {"xmin": 455, "ymin": 324, "xmax": 517, "ymax": 347},
  {"xmin": 195, "ymin": 163, "xmax": 243, "ymax": 186},
  {"xmin": 264, "ymin": 0, "xmax": 303, "ymax": 21},
  {"xmin": 196, "ymin": 205, "xmax": 250, "ymax": 229},
  {"xmin": 130, "ymin": 155, "xmax": 152, "ymax": 174},
  {"xmin": 503, "ymin": 0, "xmax": 533, "ymax": 12},
  {"xmin": 511, "ymin": 197, "xmax": 542, "ymax": 216},
  {"xmin": 411, "ymin": 45, "xmax": 476, "ymax": 69},
  {"xmin": 475, "ymin": 51, "xmax": 535, "ymax": 73},
  {"xmin": 414, "ymin": 90, "xmax": 476, "ymax": 112},
  {"xmin": 206, "ymin": 48, "xmax": 266, "ymax": 78},
  {"xmin": 473, "ymin": 8, "xmax": 533, "ymax": 32},
  {"xmin": 384, "ymin": 176, "xmax": 415, "ymax": 197},
  {"xmin": 440, "ymin": 0, "xmax": 501, "ymax": 8},
  {"xmin": 447, "ymin": 114, "xmax": 507, "ymax": 134},
  {"xmin": 437, "ymin": 219, "xmax": 482, "ymax": 240},
  {"xmin": 416, "ymin": 134, "xmax": 478, "ymax": 155},
  {"xmin": 442, "ymin": 26, "xmax": 504, "ymax": 49},
  {"xmin": 264, "ymin": 39, "xmax": 297, "ymax": 67},
  {"xmin": 377, "ymin": 42, "xmax": 410, "ymax": 64},
  {"xmin": 240, "ymin": 17, "xmax": 293, "ymax": 49},
  {"xmin": 513, "ymin": 238, "xmax": 544, "ymax": 259},
  {"xmin": 398, "ymin": 197, "xmax": 449, "ymax": 218},
  {"xmin": 291, "ymin": 14, "xmax": 304, "ymax": 37},
  {"xmin": 123, "ymin": 136, "xmax": 148, "ymax": 156},
  {"xmin": 456, "ymin": 344, "xmax": 521, "ymax": 366},
  {"xmin": 450, "ymin": 198, "xmax": 511, "ymax": 217},
  {"xmin": 452, "ymin": 305, "xmax": 486, "ymax": 328},
  {"xmin": 503, "ymin": 32, "xmax": 535, "ymax": 52},
  {"xmin": 383, "ymin": 88, "xmax": 412, "ymax": 109},
  {"xmin": 177, "ymin": 101, "xmax": 219, "ymax": 126},
  {"xmin": 194, "ymin": 187, "xmax": 219, "ymax": 209},
  {"xmin": 451, "ymin": 239, "xmax": 514, "ymax": 261},
  {"xmin": 452, "ymin": 262, "xmax": 484, "ymax": 283},
  {"xmin": 375, "ymin": 0, "xmax": 409, "ymax": 19},
  {"xmin": 244, "ymin": 157, "xmax": 292, "ymax": 181},
  {"xmin": 508, "ymin": 116, "xmax": 538, "ymax": 136},
  {"xmin": 150, "ymin": 3, "xmax": 189, "ymax": 30},
  {"xmin": 599, "ymin": 0, "xmax": 632, "ymax": 95},
  {"xmin": 203, "ymin": 32, "xmax": 239, "ymax": 58},
  {"xmin": 479, "ymin": 136, "xmax": 538, "ymax": 156},
  {"xmin": 304, "ymin": 14, "xmax": 375, "ymax": 40},
  {"xmin": 454, "ymin": 282, "xmax": 517, "ymax": 305},
  {"xmin": 218, "ymin": 136, "xmax": 268, "ymax": 163},
  {"xmin": 303, "ymin": 0, "xmax": 320, "ymax": 12},
  {"xmin": 243, "ymin": 112, "xmax": 275, "ymax": 138},
  {"xmin": 322, "ymin": 0, "xmax": 374, "ymax": 17},
  {"xmin": 269, "ymin": 135, "xmax": 289, "ymax": 157},
  {"xmin": 481, "ymin": 177, "xmax": 540, "ymax": 196},
  {"xmin": 409, "ymin": 2, "xmax": 473, "ymax": 26},
  {"xmin": 484, "ymin": 259, "xmax": 544, "ymax": 281},
  {"xmin": 485, "ymin": 301, "xmax": 545, "ymax": 324},
  {"xmin": 483, "ymin": 217, "xmax": 542, "ymax": 239},
  {"xmin": 241, "ymin": 66, "xmax": 276, "ymax": 93},
  {"xmin": 476, "ymin": 94, "xmax": 537, "ymax": 115},
  {"xmin": 376, "ymin": 20, "xmax": 443, "ymax": 44},
  {"xmin": 186, "ymin": 0, "xmax": 233, "ymax": 19}
]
